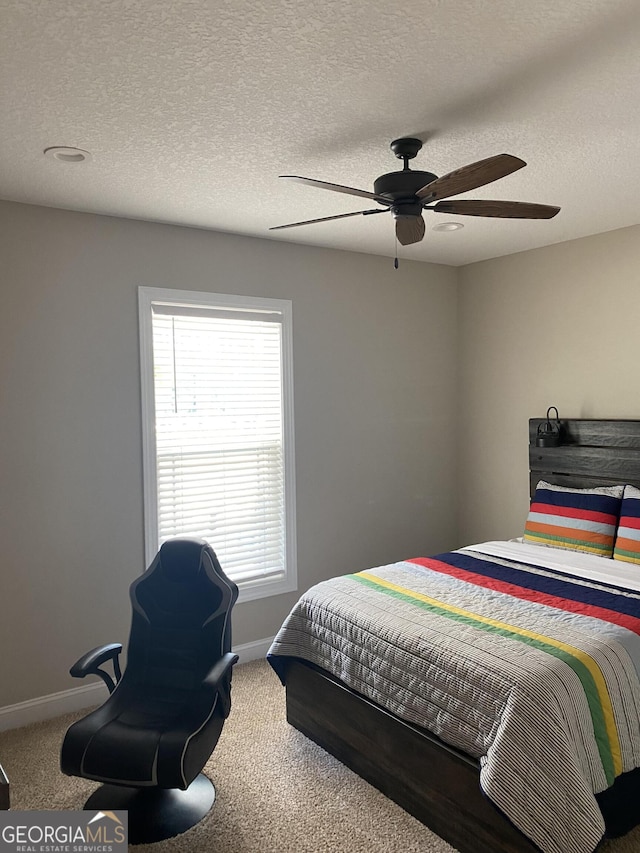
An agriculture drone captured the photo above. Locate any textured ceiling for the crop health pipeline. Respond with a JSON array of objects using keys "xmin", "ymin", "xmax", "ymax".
[{"xmin": 1, "ymin": 0, "xmax": 639, "ymax": 266}]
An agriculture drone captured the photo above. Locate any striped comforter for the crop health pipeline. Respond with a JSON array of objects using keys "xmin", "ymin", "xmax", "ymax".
[{"xmin": 267, "ymin": 541, "xmax": 640, "ymax": 853}]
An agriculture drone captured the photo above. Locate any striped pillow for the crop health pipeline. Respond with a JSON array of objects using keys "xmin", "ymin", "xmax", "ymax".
[
  {"xmin": 613, "ymin": 485, "xmax": 640, "ymax": 565},
  {"xmin": 524, "ymin": 480, "xmax": 624, "ymax": 557}
]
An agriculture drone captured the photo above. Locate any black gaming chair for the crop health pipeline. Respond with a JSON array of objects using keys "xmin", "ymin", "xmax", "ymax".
[{"xmin": 61, "ymin": 538, "xmax": 239, "ymax": 844}]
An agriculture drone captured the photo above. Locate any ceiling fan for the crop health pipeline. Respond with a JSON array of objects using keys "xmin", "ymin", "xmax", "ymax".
[{"xmin": 271, "ymin": 138, "xmax": 560, "ymax": 247}]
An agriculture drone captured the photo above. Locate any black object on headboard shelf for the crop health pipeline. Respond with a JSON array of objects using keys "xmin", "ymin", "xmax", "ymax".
[{"xmin": 529, "ymin": 418, "xmax": 640, "ymax": 497}]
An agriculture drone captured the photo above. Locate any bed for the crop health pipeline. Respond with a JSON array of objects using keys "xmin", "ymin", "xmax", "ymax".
[{"xmin": 267, "ymin": 419, "xmax": 640, "ymax": 853}]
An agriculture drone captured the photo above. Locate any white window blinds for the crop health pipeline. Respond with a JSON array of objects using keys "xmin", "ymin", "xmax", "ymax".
[{"xmin": 139, "ymin": 289, "xmax": 296, "ymax": 601}]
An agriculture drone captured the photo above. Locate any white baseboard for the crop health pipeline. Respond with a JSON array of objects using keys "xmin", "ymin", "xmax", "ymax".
[
  {"xmin": 233, "ymin": 635, "xmax": 274, "ymax": 664},
  {"xmin": 0, "ymin": 636, "xmax": 274, "ymax": 733},
  {"xmin": 0, "ymin": 681, "xmax": 107, "ymax": 733}
]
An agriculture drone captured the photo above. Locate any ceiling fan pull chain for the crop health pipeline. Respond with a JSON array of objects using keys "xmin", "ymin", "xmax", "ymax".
[{"xmin": 394, "ymin": 232, "xmax": 399, "ymax": 269}]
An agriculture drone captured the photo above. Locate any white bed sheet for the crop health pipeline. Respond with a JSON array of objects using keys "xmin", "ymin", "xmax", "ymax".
[{"xmin": 467, "ymin": 539, "xmax": 640, "ymax": 593}]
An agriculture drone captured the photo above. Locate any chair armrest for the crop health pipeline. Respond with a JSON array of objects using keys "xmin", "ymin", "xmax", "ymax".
[
  {"xmin": 203, "ymin": 652, "xmax": 239, "ymax": 688},
  {"xmin": 69, "ymin": 643, "xmax": 123, "ymax": 694},
  {"xmin": 202, "ymin": 652, "xmax": 239, "ymax": 718}
]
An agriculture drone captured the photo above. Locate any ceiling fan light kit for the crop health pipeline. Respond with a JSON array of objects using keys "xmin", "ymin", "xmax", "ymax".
[{"xmin": 271, "ymin": 137, "xmax": 560, "ymax": 249}]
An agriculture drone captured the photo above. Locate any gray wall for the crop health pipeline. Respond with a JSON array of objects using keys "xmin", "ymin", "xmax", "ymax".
[
  {"xmin": 457, "ymin": 223, "xmax": 640, "ymax": 545},
  {"xmin": 0, "ymin": 200, "xmax": 459, "ymax": 706}
]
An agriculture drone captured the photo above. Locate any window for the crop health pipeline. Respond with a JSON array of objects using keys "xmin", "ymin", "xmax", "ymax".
[{"xmin": 138, "ymin": 287, "xmax": 296, "ymax": 602}]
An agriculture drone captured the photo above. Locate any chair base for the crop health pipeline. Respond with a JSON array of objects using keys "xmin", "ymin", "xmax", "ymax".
[{"xmin": 84, "ymin": 773, "xmax": 215, "ymax": 844}]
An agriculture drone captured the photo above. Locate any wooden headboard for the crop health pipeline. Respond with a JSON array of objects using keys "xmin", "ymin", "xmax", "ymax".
[{"xmin": 529, "ymin": 418, "xmax": 640, "ymax": 498}]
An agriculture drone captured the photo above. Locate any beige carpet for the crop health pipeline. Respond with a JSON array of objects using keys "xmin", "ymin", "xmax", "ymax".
[{"xmin": 1, "ymin": 659, "xmax": 639, "ymax": 853}]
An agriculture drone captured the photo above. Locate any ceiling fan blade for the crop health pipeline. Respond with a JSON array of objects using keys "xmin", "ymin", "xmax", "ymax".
[
  {"xmin": 270, "ymin": 208, "xmax": 388, "ymax": 231},
  {"xmin": 395, "ymin": 215, "xmax": 425, "ymax": 246},
  {"xmin": 416, "ymin": 154, "xmax": 526, "ymax": 201},
  {"xmin": 432, "ymin": 200, "xmax": 561, "ymax": 219},
  {"xmin": 280, "ymin": 175, "xmax": 390, "ymax": 203}
]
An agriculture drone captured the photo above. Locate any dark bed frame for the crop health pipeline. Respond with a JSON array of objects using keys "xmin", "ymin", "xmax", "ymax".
[{"xmin": 278, "ymin": 419, "xmax": 640, "ymax": 853}]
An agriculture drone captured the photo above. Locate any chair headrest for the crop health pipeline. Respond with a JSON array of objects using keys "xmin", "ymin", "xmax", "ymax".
[{"xmin": 158, "ymin": 538, "xmax": 208, "ymax": 582}]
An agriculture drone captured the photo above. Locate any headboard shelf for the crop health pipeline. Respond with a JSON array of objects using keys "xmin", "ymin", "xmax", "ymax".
[
  {"xmin": 529, "ymin": 418, "xmax": 640, "ymax": 497},
  {"xmin": 529, "ymin": 418, "xmax": 640, "ymax": 449}
]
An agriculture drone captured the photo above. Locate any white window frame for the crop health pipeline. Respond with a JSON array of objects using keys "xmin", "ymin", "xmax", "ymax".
[{"xmin": 138, "ymin": 286, "xmax": 297, "ymax": 602}]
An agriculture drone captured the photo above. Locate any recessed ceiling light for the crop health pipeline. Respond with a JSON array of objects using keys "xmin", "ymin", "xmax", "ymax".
[
  {"xmin": 432, "ymin": 222, "xmax": 464, "ymax": 232},
  {"xmin": 44, "ymin": 146, "xmax": 92, "ymax": 163}
]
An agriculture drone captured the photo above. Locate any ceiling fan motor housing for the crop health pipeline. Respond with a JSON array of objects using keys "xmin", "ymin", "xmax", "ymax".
[
  {"xmin": 374, "ymin": 170, "xmax": 438, "ymax": 216},
  {"xmin": 374, "ymin": 170, "xmax": 438, "ymax": 201}
]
